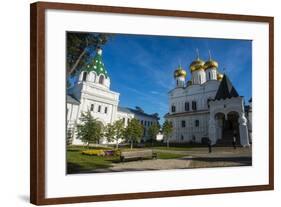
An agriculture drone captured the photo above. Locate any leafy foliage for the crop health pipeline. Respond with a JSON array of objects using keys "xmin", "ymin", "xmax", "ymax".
[
  {"xmin": 147, "ymin": 123, "xmax": 160, "ymax": 141},
  {"xmin": 76, "ymin": 111, "xmax": 103, "ymax": 146},
  {"xmin": 124, "ymin": 118, "xmax": 143, "ymax": 149},
  {"xmin": 104, "ymin": 120, "xmax": 125, "ymax": 149},
  {"xmin": 162, "ymin": 120, "xmax": 173, "ymax": 147},
  {"xmin": 66, "ymin": 32, "xmax": 112, "ymax": 77}
]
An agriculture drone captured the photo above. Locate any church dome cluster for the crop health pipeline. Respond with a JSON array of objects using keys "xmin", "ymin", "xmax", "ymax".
[
  {"xmin": 173, "ymin": 50, "xmax": 224, "ymax": 87},
  {"xmin": 189, "ymin": 51, "xmax": 219, "ymax": 72}
]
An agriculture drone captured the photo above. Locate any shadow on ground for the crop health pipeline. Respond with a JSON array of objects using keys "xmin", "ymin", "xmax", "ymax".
[
  {"xmin": 180, "ymin": 156, "xmax": 252, "ymax": 166},
  {"xmin": 67, "ymin": 162, "xmax": 112, "ymax": 174}
]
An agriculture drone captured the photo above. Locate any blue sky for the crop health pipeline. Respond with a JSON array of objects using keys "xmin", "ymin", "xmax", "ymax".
[{"xmin": 82, "ymin": 34, "xmax": 252, "ymax": 124}]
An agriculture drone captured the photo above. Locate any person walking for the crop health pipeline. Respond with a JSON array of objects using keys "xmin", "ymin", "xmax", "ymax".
[{"xmin": 207, "ymin": 138, "xmax": 212, "ymax": 153}]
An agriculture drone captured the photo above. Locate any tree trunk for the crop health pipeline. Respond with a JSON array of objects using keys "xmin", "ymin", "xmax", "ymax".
[
  {"xmin": 130, "ymin": 140, "xmax": 133, "ymax": 149},
  {"xmin": 167, "ymin": 138, "xmax": 170, "ymax": 148},
  {"xmin": 67, "ymin": 48, "xmax": 87, "ymax": 76},
  {"xmin": 116, "ymin": 140, "xmax": 119, "ymax": 149}
]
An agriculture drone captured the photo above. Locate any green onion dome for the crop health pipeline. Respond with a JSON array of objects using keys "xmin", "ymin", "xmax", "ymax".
[{"xmin": 81, "ymin": 48, "xmax": 108, "ymax": 78}]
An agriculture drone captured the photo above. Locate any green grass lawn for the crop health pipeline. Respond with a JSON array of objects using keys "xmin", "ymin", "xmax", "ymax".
[
  {"xmin": 67, "ymin": 146, "xmax": 119, "ymax": 174},
  {"xmin": 156, "ymin": 152, "xmax": 186, "ymax": 159},
  {"xmin": 67, "ymin": 145, "xmax": 187, "ymax": 173}
]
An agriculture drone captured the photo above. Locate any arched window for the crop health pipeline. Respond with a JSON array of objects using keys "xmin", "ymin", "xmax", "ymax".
[
  {"xmin": 171, "ymin": 105, "xmax": 176, "ymax": 112},
  {"xmin": 208, "ymin": 72, "xmax": 211, "ymax": 80},
  {"xmin": 82, "ymin": 72, "xmax": 87, "ymax": 81},
  {"xmin": 99, "ymin": 75, "xmax": 104, "ymax": 84}
]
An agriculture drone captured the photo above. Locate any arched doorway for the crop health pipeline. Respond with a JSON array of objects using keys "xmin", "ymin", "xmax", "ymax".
[
  {"xmin": 225, "ymin": 111, "xmax": 240, "ymax": 144},
  {"xmin": 214, "ymin": 111, "xmax": 240, "ymax": 146}
]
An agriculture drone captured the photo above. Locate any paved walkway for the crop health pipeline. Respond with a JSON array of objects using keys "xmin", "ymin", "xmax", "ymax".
[{"xmin": 91, "ymin": 147, "xmax": 252, "ymax": 173}]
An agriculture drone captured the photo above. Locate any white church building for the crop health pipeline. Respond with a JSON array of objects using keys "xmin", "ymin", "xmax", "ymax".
[
  {"xmin": 66, "ymin": 48, "xmax": 159, "ymax": 145},
  {"xmin": 165, "ymin": 52, "xmax": 252, "ymax": 146}
]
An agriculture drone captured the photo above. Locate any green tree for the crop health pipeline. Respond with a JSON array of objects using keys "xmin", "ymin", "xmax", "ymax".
[
  {"xmin": 104, "ymin": 123, "xmax": 115, "ymax": 146},
  {"xmin": 105, "ymin": 120, "xmax": 125, "ymax": 149},
  {"xmin": 124, "ymin": 118, "xmax": 143, "ymax": 149},
  {"xmin": 147, "ymin": 123, "xmax": 160, "ymax": 146},
  {"xmin": 76, "ymin": 111, "xmax": 103, "ymax": 147},
  {"xmin": 162, "ymin": 120, "xmax": 173, "ymax": 148},
  {"xmin": 67, "ymin": 32, "xmax": 112, "ymax": 77}
]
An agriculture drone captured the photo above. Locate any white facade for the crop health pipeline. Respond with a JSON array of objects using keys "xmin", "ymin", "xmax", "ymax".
[
  {"xmin": 117, "ymin": 107, "xmax": 159, "ymax": 142},
  {"xmin": 66, "ymin": 48, "xmax": 159, "ymax": 145},
  {"xmin": 166, "ymin": 55, "xmax": 251, "ymax": 146},
  {"xmin": 166, "ymin": 80, "xmax": 220, "ymax": 143},
  {"xmin": 68, "ymin": 71, "xmax": 120, "ymax": 145},
  {"xmin": 66, "ymin": 96, "xmax": 80, "ymax": 145}
]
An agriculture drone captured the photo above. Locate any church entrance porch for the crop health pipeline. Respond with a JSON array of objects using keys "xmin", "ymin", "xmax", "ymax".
[{"xmin": 215, "ymin": 112, "xmax": 240, "ymax": 146}]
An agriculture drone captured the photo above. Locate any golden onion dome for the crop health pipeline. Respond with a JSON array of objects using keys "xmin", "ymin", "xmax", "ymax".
[
  {"xmin": 217, "ymin": 73, "xmax": 224, "ymax": 81},
  {"xmin": 204, "ymin": 59, "xmax": 219, "ymax": 70},
  {"xmin": 189, "ymin": 58, "xmax": 205, "ymax": 72},
  {"xmin": 174, "ymin": 65, "xmax": 187, "ymax": 78}
]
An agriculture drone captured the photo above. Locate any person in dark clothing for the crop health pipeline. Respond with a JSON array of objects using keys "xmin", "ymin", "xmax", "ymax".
[
  {"xmin": 232, "ymin": 132, "xmax": 237, "ymax": 149},
  {"xmin": 207, "ymin": 138, "xmax": 212, "ymax": 153}
]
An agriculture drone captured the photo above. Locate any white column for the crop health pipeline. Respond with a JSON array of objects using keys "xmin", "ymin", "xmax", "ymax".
[
  {"xmin": 208, "ymin": 116, "xmax": 216, "ymax": 145},
  {"xmin": 239, "ymin": 113, "xmax": 250, "ymax": 146}
]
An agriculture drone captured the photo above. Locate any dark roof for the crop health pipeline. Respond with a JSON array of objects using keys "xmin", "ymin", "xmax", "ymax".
[
  {"xmin": 118, "ymin": 106, "xmax": 159, "ymax": 119},
  {"xmin": 118, "ymin": 106, "xmax": 132, "ymax": 114},
  {"xmin": 67, "ymin": 95, "xmax": 80, "ymax": 105},
  {"xmin": 215, "ymin": 75, "xmax": 239, "ymax": 100}
]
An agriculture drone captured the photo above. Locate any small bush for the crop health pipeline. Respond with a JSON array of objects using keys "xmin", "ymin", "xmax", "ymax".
[
  {"xmin": 114, "ymin": 149, "xmax": 121, "ymax": 156},
  {"xmin": 82, "ymin": 149, "xmax": 105, "ymax": 156},
  {"xmin": 82, "ymin": 149, "xmax": 121, "ymax": 157}
]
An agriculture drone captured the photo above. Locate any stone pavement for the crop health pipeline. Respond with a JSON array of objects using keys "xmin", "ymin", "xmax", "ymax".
[{"xmin": 92, "ymin": 147, "xmax": 252, "ymax": 173}]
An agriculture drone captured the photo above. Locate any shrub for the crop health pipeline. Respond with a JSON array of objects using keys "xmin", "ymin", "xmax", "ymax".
[
  {"xmin": 113, "ymin": 149, "xmax": 121, "ymax": 157},
  {"xmin": 82, "ymin": 149, "xmax": 121, "ymax": 157},
  {"xmin": 81, "ymin": 149, "xmax": 105, "ymax": 156}
]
